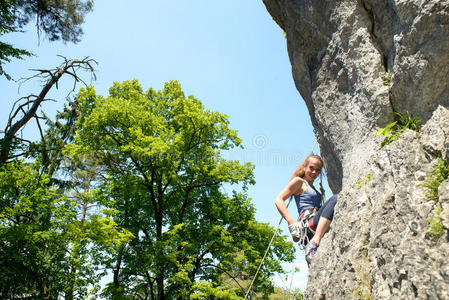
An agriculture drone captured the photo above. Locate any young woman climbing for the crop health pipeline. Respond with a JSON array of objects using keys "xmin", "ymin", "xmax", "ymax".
[{"xmin": 274, "ymin": 154, "xmax": 338, "ymax": 264}]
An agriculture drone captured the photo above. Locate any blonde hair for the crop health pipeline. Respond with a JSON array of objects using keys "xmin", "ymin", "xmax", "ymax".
[{"xmin": 289, "ymin": 154, "xmax": 324, "ymax": 181}]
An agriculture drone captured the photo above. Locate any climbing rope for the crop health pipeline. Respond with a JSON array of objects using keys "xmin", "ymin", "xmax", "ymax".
[
  {"xmin": 244, "ymin": 195, "xmax": 293, "ymax": 299},
  {"xmin": 318, "ymin": 142, "xmax": 326, "ymax": 205}
]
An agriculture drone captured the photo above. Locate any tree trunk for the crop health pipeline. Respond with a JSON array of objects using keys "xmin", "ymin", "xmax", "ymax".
[
  {"xmin": 38, "ymin": 277, "xmax": 52, "ymax": 300},
  {"xmin": 66, "ymin": 188, "xmax": 89, "ymax": 300},
  {"xmin": 156, "ymin": 208, "xmax": 165, "ymax": 300},
  {"xmin": 113, "ymin": 248, "xmax": 123, "ymax": 289}
]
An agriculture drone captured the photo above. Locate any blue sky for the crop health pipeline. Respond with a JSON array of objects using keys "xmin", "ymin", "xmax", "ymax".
[{"xmin": 1, "ymin": 0, "xmax": 332, "ymax": 291}]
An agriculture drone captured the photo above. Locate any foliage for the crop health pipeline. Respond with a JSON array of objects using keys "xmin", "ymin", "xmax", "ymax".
[
  {"xmin": 0, "ymin": 40, "xmax": 32, "ymax": 80},
  {"xmin": 0, "ymin": 0, "xmax": 93, "ymax": 79},
  {"xmin": 422, "ymin": 157, "xmax": 449, "ymax": 202},
  {"xmin": 380, "ymin": 71, "xmax": 392, "ymax": 87},
  {"xmin": 353, "ymin": 288, "xmax": 372, "ymax": 300},
  {"xmin": 374, "ymin": 111, "xmax": 421, "ymax": 147},
  {"xmin": 0, "ymin": 159, "xmax": 132, "ymax": 299},
  {"xmin": 427, "ymin": 205, "xmax": 444, "ymax": 237},
  {"xmin": 422, "ymin": 155, "xmax": 448, "ymax": 237},
  {"xmin": 191, "ymin": 282, "xmax": 242, "ymax": 299},
  {"xmin": 0, "ymin": 161, "xmax": 67, "ymax": 298},
  {"xmin": 355, "ymin": 172, "xmax": 371, "ymax": 189},
  {"xmin": 0, "ymin": 0, "xmax": 32, "ymax": 79},
  {"xmin": 31, "ymin": 98, "xmax": 81, "ymax": 176},
  {"xmin": 293, "ymin": 288, "xmax": 304, "ymax": 300},
  {"xmin": 1, "ymin": 75, "xmax": 295, "ymax": 298},
  {"xmin": 268, "ymin": 287, "xmax": 304, "ymax": 299},
  {"xmin": 3, "ymin": 0, "xmax": 93, "ymax": 42},
  {"xmin": 68, "ymin": 80, "xmax": 296, "ymax": 299}
]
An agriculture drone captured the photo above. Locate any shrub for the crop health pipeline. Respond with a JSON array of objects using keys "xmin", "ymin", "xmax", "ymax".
[{"xmin": 375, "ymin": 111, "xmax": 421, "ymax": 147}]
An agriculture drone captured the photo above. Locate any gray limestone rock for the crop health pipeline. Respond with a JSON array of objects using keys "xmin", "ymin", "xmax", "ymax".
[
  {"xmin": 304, "ymin": 108, "xmax": 449, "ymax": 299},
  {"xmin": 263, "ymin": 0, "xmax": 449, "ymax": 299},
  {"xmin": 263, "ymin": 0, "xmax": 449, "ymax": 193},
  {"xmin": 440, "ymin": 179, "xmax": 449, "ymax": 230}
]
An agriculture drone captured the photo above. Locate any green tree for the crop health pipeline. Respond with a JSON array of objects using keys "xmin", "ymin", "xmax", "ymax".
[
  {"xmin": 0, "ymin": 0, "xmax": 93, "ymax": 79},
  {"xmin": 68, "ymin": 80, "xmax": 295, "ymax": 299},
  {"xmin": 0, "ymin": 95, "xmax": 132, "ymax": 300},
  {"xmin": 0, "ymin": 159, "xmax": 132, "ymax": 299}
]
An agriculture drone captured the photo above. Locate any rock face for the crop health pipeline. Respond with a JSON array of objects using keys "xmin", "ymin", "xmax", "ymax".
[
  {"xmin": 263, "ymin": 0, "xmax": 449, "ymax": 193},
  {"xmin": 308, "ymin": 107, "xmax": 449, "ymax": 299},
  {"xmin": 263, "ymin": 0, "xmax": 449, "ymax": 299}
]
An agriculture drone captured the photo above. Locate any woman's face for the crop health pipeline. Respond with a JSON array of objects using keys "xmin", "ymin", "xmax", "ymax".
[{"xmin": 304, "ymin": 158, "xmax": 322, "ymax": 183}]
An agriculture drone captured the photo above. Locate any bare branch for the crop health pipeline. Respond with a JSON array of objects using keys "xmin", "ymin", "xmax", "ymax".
[
  {"xmin": 8, "ymin": 151, "xmax": 31, "ymax": 160},
  {"xmin": 1, "ymin": 57, "xmax": 97, "ymax": 164},
  {"xmin": 6, "ymin": 97, "xmax": 55, "ymax": 133},
  {"xmin": 14, "ymin": 137, "xmax": 33, "ymax": 144},
  {"xmin": 6, "ymin": 95, "xmax": 38, "ymax": 132}
]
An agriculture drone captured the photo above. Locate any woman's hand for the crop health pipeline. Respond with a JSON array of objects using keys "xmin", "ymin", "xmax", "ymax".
[{"xmin": 288, "ymin": 222, "xmax": 303, "ymax": 242}]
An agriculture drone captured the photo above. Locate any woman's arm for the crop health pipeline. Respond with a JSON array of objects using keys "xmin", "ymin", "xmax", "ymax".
[{"xmin": 275, "ymin": 177, "xmax": 305, "ymax": 225}]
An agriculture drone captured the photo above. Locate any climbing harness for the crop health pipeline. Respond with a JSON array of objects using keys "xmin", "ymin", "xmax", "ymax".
[{"xmin": 296, "ymin": 207, "xmax": 318, "ymax": 250}]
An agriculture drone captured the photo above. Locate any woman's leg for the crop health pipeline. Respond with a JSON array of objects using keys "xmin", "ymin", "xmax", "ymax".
[
  {"xmin": 311, "ymin": 217, "xmax": 331, "ymax": 244},
  {"xmin": 305, "ymin": 194, "xmax": 338, "ymax": 264},
  {"xmin": 311, "ymin": 194, "xmax": 338, "ymax": 245}
]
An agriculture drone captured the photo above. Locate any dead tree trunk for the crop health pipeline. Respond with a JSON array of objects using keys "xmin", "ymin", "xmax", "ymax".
[{"xmin": 1, "ymin": 57, "xmax": 96, "ymax": 164}]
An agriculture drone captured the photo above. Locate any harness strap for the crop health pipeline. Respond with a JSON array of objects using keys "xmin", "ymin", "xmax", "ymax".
[
  {"xmin": 308, "ymin": 217, "xmax": 316, "ymax": 233},
  {"xmin": 297, "ymin": 207, "xmax": 318, "ymax": 249}
]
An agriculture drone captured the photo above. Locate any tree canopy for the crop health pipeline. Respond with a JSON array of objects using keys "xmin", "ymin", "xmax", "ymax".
[
  {"xmin": 0, "ymin": 79, "xmax": 296, "ymax": 299},
  {"xmin": 68, "ymin": 80, "xmax": 295, "ymax": 299}
]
